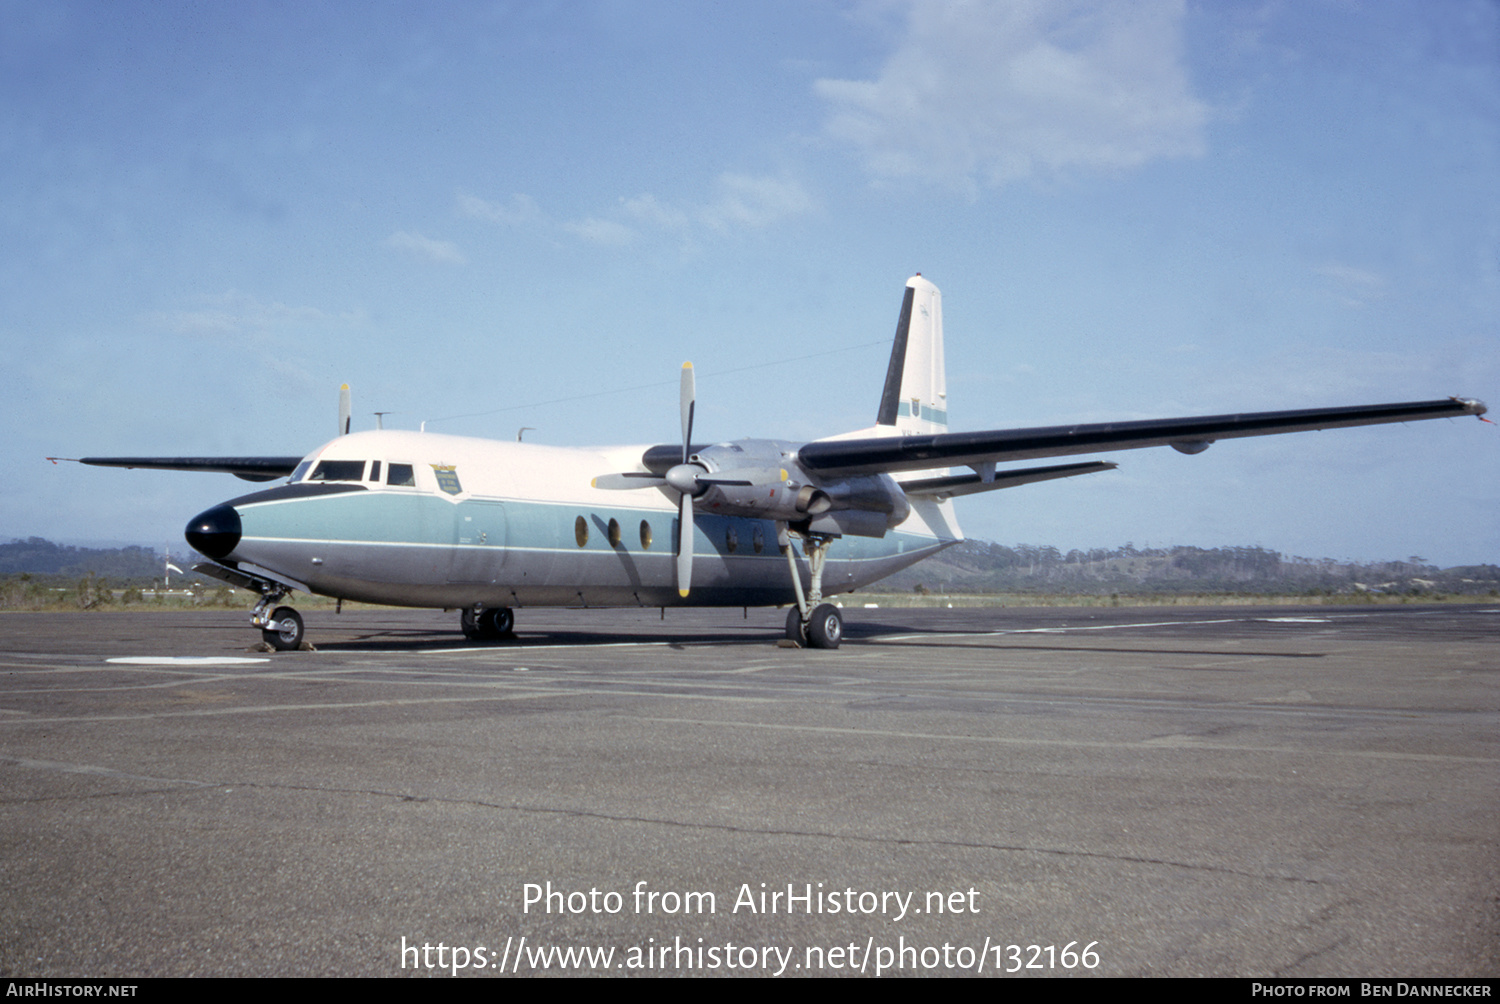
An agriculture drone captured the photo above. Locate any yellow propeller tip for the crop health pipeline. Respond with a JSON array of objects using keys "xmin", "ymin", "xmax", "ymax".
[{"xmin": 678, "ymin": 589, "xmax": 690, "ymax": 598}]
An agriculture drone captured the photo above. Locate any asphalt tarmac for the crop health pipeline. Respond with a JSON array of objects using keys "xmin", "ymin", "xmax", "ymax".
[{"xmin": 1, "ymin": 603, "xmax": 1495, "ymax": 977}]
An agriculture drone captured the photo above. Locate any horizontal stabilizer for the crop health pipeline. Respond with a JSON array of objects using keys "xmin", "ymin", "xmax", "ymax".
[
  {"xmin": 901, "ymin": 460, "xmax": 1116, "ymax": 498},
  {"xmin": 76, "ymin": 457, "xmax": 303, "ymax": 482},
  {"xmin": 798, "ymin": 398, "xmax": 1487, "ymax": 477}
]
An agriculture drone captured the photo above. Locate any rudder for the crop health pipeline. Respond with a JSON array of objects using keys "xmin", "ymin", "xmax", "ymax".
[{"xmin": 875, "ymin": 275, "xmax": 947, "ymax": 434}]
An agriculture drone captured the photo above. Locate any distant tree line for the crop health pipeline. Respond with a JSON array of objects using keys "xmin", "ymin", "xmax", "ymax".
[
  {"xmin": 0, "ymin": 537, "xmax": 177, "ymax": 579},
  {"xmin": 0, "ymin": 536, "xmax": 234, "ymax": 610},
  {"xmin": 886, "ymin": 541, "xmax": 1500, "ymax": 597},
  {"xmin": 3, "ymin": 536, "xmax": 1497, "ymax": 606}
]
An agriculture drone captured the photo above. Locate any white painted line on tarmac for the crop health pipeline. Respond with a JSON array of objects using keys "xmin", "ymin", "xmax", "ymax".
[
  {"xmin": 873, "ymin": 618, "xmax": 1241, "ymax": 643},
  {"xmin": 107, "ymin": 656, "xmax": 272, "ymax": 666},
  {"xmin": 639, "ymin": 716, "xmax": 1500, "ymax": 765}
]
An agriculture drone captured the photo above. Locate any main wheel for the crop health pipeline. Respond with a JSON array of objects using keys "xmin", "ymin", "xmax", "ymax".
[
  {"xmin": 460, "ymin": 608, "xmax": 483, "ymax": 641},
  {"xmin": 806, "ymin": 603, "xmax": 842, "ymax": 650},
  {"xmin": 262, "ymin": 606, "xmax": 304, "ymax": 651},
  {"xmin": 480, "ymin": 607, "xmax": 515, "ymax": 639},
  {"xmin": 785, "ymin": 606, "xmax": 806, "ymax": 645}
]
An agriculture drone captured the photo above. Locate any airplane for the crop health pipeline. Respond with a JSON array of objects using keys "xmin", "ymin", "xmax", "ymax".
[{"xmin": 60, "ymin": 275, "xmax": 1487, "ymax": 651}]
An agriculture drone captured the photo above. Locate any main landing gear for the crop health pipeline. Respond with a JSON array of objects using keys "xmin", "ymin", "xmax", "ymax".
[
  {"xmin": 781, "ymin": 526, "xmax": 843, "ymax": 649},
  {"xmin": 251, "ymin": 588, "xmax": 305, "ymax": 651},
  {"xmin": 460, "ymin": 605, "xmax": 515, "ymax": 642}
]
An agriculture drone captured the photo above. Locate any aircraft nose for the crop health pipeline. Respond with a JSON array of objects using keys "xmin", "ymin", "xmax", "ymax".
[{"xmin": 185, "ymin": 504, "xmax": 242, "ymax": 561}]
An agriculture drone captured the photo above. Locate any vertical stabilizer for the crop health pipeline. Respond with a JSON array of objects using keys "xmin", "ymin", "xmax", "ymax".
[{"xmin": 875, "ymin": 275, "xmax": 947, "ymax": 435}]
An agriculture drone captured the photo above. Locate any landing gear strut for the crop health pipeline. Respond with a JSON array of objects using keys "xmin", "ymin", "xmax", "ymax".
[
  {"xmin": 781, "ymin": 525, "xmax": 842, "ymax": 649},
  {"xmin": 461, "ymin": 605, "xmax": 515, "ymax": 642}
]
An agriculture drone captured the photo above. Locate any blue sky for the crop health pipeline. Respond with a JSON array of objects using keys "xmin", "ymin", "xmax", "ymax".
[{"xmin": 5, "ymin": 0, "xmax": 1496, "ymax": 565}]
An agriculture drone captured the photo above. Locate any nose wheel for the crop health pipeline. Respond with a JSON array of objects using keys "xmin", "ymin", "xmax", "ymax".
[
  {"xmin": 249, "ymin": 587, "xmax": 306, "ymax": 651},
  {"xmin": 260, "ymin": 606, "xmax": 304, "ymax": 651}
]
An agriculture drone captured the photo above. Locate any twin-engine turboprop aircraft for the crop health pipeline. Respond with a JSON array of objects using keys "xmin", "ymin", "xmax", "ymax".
[{"xmin": 68, "ymin": 275, "xmax": 1486, "ymax": 650}]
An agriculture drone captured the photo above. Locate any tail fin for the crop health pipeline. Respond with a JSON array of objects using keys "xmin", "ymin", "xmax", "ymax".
[{"xmin": 875, "ymin": 275, "xmax": 947, "ymax": 435}]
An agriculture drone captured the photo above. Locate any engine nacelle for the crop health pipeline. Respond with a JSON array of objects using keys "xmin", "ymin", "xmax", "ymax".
[
  {"xmin": 817, "ymin": 474, "xmax": 911, "ymax": 530},
  {"xmin": 684, "ymin": 441, "xmax": 910, "ymax": 535},
  {"xmin": 697, "ymin": 481, "xmax": 832, "ymax": 521}
]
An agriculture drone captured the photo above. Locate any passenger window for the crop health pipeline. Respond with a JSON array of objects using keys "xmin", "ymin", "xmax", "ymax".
[
  {"xmin": 309, "ymin": 460, "xmax": 366, "ymax": 481},
  {"xmin": 387, "ymin": 464, "xmax": 416, "ymax": 487}
]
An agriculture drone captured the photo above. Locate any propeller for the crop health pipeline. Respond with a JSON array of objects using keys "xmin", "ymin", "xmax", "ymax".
[
  {"xmin": 676, "ymin": 362, "xmax": 695, "ymax": 596},
  {"xmin": 590, "ymin": 363, "xmax": 707, "ymax": 596},
  {"xmin": 338, "ymin": 384, "xmax": 352, "ymax": 436},
  {"xmin": 591, "ymin": 362, "xmax": 790, "ymax": 597}
]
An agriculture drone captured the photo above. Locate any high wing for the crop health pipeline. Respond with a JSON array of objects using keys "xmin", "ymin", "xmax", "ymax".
[
  {"xmin": 70, "ymin": 456, "xmax": 303, "ymax": 482},
  {"xmin": 55, "ymin": 384, "xmax": 355, "ymax": 482},
  {"xmin": 795, "ymin": 398, "xmax": 1487, "ymax": 479}
]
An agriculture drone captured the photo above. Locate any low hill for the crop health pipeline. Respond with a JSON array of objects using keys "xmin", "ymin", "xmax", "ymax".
[{"xmin": 880, "ymin": 541, "xmax": 1500, "ymax": 597}]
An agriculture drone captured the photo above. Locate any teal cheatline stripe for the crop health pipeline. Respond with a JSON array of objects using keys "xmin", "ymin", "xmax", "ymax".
[{"xmin": 897, "ymin": 402, "xmax": 948, "ymax": 425}]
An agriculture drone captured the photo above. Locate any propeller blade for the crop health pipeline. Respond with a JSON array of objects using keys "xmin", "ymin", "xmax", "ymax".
[
  {"xmin": 338, "ymin": 384, "xmax": 352, "ymax": 436},
  {"xmin": 591, "ymin": 472, "xmax": 668, "ymax": 490},
  {"xmin": 680, "ymin": 362, "xmax": 694, "ymax": 464},
  {"xmin": 677, "ymin": 492, "xmax": 694, "ymax": 597}
]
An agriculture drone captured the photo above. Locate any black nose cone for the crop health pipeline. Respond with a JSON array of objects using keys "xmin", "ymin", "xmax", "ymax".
[{"xmin": 186, "ymin": 504, "xmax": 242, "ymax": 561}]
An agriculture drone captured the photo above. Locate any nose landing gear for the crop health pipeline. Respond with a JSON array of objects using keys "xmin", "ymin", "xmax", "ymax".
[{"xmin": 250, "ymin": 587, "xmax": 304, "ymax": 651}]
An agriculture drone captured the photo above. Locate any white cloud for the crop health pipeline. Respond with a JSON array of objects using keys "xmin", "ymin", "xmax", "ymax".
[
  {"xmin": 461, "ymin": 173, "xmax": 814, "ymax": 250},
  {"xmin": 816, "ymin": 0, "xmax": 1209, "ymax": 189},
  {"xmin": 383, "ymin": 230, "xmax": 466, "ymax": 264},
  {"xmin": 621, "ymin": 193, "xmax": 691, "ymax": 231},
  {"xmin": 562, "ymin": 217, "xmax": 637, "ymax": 245},
  {"xmin": 1314, "ymin": 263, "xmax": 1387, "ymax": 308},
  {"xmin": 457, "ymin": 192, "xmax": 547, "ymax": 227},
  {"xmin": 698, "ymin": 174, "xmax": 815, "ymax": 230},
  {"xmin": 146, "ymin": 292, "xmax": 353, "ymax": 337}
]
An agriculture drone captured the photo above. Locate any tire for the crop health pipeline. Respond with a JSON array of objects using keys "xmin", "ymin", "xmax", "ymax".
[
  {"xmin": 481, "ymin": 607, "xmax": 515, "ymax": 639},
  {"xmin": 785, "ymin": 606, "xmax": 806, "ymax": 645},
  {"xmin": 460, "ymin": 608, "xmax": 483, "ymax": 641},
  {"xmin": 262, "ymin": 606, "xmax": 304, "ymax": 651},
  {"xmin": 806, "ymin": 603, "xmax": 842, "ymax": 650}
]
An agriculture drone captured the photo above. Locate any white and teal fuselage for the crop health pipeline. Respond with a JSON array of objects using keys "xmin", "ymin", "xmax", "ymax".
[{"xmin": 214, "ymin": 430, "xmax": 961, "ymax": 610}]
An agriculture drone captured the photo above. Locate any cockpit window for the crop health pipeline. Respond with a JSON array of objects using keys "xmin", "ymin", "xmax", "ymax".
[
  {"xmin": 309, "ymin": 460, "xmax": 366, "ymax": 481},
  {"xmin": 290, "ymin": 460, "xmax": 312, "ymax": 483},
  {"xmin": 387, "ymin": 463, "xmax": 415, "ymax": 487},
  {"xmin": 369, "ymin": 461, "xmax": 382, "ymax": 483}
]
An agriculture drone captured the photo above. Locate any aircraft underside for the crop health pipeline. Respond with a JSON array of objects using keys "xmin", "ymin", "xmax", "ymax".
[{"xmin": 208, "ymin": 530, "xmax": 953, "ymax": 611}]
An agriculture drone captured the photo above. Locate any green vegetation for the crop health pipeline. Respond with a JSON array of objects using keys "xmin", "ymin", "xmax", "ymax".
[
  {"xmin": 881, "ymin": 542, "xmax": 1500, "ymax": 600},
  {"xmin": 2, "ymin": 536, "xmax": 1496, "ymax": 612}
]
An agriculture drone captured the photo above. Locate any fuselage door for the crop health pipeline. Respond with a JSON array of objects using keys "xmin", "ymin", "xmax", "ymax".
[{"xmin": 448, "ymin": 500, "xmax": 508, "ymax": 584}]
